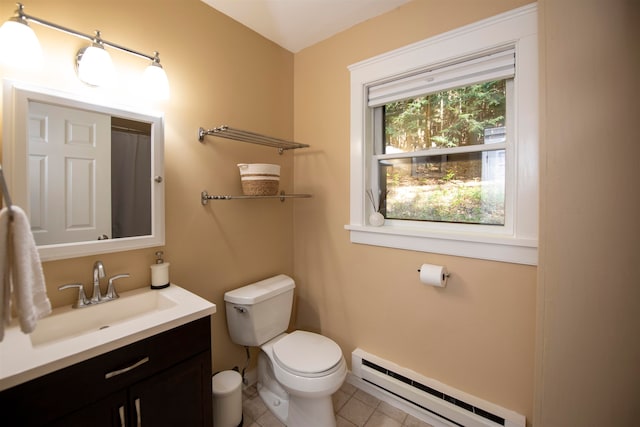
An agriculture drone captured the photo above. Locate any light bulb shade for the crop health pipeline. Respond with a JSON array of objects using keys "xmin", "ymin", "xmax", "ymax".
[
  {"xmin": 142, "ymin": 62, "xmax": 170, "ymax": 100},
  {"xmin": 76, "ymin": 45, "xmax": 115, "ymax": 87},
  {"xmin": 0, "ymin": 19, "xmax": 43, "ymax": 69}
]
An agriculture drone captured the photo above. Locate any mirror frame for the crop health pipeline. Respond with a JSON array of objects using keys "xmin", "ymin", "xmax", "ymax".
[{"xmin": 2, "ymin": 80, "xmax": 165, "ymax": 261}]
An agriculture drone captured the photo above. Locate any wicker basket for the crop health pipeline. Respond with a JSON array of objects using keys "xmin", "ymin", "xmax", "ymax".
[
  {"xmin": 241, "ymin": 179, "xmax": 279, "ymax": 196},
  {"xmin": 238, "ymin": 164, "xmax": 280, "ymax": 196}
]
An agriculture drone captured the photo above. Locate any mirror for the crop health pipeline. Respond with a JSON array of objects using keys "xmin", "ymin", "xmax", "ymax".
[{"xmin": 2, "ymin": 80, "xmax": 165, "ymax": 261}]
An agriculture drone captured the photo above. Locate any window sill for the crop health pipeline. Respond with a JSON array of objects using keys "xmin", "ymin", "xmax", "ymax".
[{"xmin": 345, "ymin": 224, "xmax": 537, "ymax": 265}]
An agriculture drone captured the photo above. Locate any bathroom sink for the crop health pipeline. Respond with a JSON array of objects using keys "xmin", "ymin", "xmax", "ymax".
[
  {"xmin": 0, "ymin": 284, "xmax": 216, "ymax": 392},
  {"xmin": 30, "ymin": 289, "xmax": 177, "ymax": 346}
]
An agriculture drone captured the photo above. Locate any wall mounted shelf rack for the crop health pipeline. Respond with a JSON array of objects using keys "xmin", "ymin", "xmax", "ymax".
[
  {"xmin": 201, "ymin": 190, "xmax": 311, "ymax": 205},
  {"xmin": 198, "ymin": 125, "xmax": 309, "ymax": 154}
]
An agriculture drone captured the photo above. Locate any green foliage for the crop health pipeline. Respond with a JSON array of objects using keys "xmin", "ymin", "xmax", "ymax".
[
  {"xmin": 385, "ymin": 181, "xmax": 505, "ymax": 225},
  {"xmin": 384, "ymin": 80, "xmax": 506, "ymax": 151}
]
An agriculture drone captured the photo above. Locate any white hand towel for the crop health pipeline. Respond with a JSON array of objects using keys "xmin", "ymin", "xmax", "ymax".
[{"xmin": 0, "ymin": 206, "xmax": 51, "ymax": 341}]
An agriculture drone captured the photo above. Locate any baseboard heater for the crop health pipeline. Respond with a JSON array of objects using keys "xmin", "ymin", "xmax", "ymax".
[{"xmin": 352, "ymin": 349, "xmax": 525, "ymax": 427}]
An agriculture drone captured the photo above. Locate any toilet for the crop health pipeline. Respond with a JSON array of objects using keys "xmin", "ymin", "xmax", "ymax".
[{"xmin": 224, "ymin": 274, "xmax": 347, "ymax": 427}]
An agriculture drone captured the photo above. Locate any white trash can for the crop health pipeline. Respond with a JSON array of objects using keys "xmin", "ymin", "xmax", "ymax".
[{"xmin": 212, "ymin": 370, "xmax": 243, "ymax": 427}]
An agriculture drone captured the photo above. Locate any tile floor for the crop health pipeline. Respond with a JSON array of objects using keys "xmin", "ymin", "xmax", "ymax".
[{"xmin": 242, "ymin": 381, "xmax": 435, "ymax": 427}]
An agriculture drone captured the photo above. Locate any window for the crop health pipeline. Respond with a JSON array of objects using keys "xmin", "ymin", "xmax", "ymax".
[
  {"xmin": 377, "ymin": 75, "xmax": 510, "ymax": 226},
  {"xmin": 346, "ymin": 5, "xmax": 538, "ymax": 265}
]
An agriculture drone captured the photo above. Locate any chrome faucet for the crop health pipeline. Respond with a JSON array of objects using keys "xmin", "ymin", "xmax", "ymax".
[
  {"xmin": 58, "ymin": 264, "xmax": 131, "ymax": 309},
  {"xmin": 91, "ymin": 260, "xmax": 106, "ymax": 304}
]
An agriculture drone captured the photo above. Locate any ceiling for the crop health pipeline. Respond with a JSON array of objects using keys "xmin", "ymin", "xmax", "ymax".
[{"xmin": 200, "ymin": 0, "xmax": 412, "ymax": 53}]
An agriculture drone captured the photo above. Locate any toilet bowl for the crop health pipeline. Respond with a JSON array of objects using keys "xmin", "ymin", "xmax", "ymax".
[
  {"xmin": 224, "ymin": 275, "xmax": 346, "ymax": 427},
  {"xmin": 261, "ymin": 332, "xmax": 347, "ymax": 426}
]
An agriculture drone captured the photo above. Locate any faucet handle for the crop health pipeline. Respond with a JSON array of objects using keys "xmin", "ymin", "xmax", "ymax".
[
  {"xmin": 105, "ymin": 274, "xmax": 130, "ymax": 300},
  {"xmin": 58, "ymin": 283, "xmax": 91, "ymax": 308}
]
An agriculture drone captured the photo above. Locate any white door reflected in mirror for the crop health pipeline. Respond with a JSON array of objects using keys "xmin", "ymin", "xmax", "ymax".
[{"xmin": 29, "ymin": 101, "xmax": 112, "ymax": 245}]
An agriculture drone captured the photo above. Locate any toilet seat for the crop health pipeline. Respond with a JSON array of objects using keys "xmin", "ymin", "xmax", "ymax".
[{"xmin": 273, "ymin": 331, "xmax": 343, "ymax": 377}]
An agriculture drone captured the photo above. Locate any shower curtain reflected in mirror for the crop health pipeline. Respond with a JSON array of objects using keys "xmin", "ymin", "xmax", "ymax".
[{"xmin": 111, "ymin": 130, "xmax": 151, "ymax": 238}]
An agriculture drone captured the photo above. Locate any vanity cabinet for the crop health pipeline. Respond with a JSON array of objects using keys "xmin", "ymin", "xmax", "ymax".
[{"xmin": 0, "ymin": 316, "xmax": 213, "ymax": 427}]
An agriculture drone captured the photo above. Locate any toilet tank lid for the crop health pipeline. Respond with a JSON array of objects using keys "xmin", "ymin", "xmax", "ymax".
[{"xmin": 224, "ymin": 274, "xmax": 295, "ymax": 305}]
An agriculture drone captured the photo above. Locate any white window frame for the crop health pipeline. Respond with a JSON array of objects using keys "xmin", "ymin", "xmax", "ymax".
[{"xmin": 345, "ymin": 4, "xmax": 538, "ymax": 265}]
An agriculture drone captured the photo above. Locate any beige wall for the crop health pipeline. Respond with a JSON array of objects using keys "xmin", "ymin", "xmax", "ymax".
[
  {"xmin": 535, "ymin": 0, "xmax": 640, "ymax": 425},
  {"xmin": 292, "ymin": 0, "xmax": 536, "ymax": 423},
  {"xmin": 3, "ymin": 0, "xmax": 638, "ymax": 425},
  {"xmin": 0, "ymin": 0, "xmax": 295, "ymax": 371}
]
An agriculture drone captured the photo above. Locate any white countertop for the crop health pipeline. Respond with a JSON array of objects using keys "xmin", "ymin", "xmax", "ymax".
[{"xmin": 0, "ymin": 284, "xmax": 216, "ymax": 391}]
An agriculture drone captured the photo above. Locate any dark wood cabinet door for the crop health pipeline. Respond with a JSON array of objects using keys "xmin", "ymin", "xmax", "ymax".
[
  {"xmin": 129, "ymin": 353, "xmax": 213, "ymax": 427},
  {"xmin": 49, "ymin": 390, "xmax": 128, "ymax": 427}
]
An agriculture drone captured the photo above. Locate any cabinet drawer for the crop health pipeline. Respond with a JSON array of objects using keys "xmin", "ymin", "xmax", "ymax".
[
  {"xmin": 0, "ymin": 316, "xmax": 211, "ymax": 426},
  {"xmin": 99, "ymin": 316, "xmax": 211, "ymax": 389}
]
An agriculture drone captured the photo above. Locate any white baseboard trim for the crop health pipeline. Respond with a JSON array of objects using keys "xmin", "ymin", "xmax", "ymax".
[{"xmin": 345, "ymin": 372, "xmax": 452, "ymax": 427}]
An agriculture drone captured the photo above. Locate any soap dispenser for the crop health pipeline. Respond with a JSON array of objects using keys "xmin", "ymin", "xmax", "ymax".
[{"xmin": 150, "ymin": 251, "xmax": 170, "ymax": 289}]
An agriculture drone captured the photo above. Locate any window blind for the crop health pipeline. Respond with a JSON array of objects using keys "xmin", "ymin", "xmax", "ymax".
[{"xmin": 367, "ymin": 47, "xmax": 515, "ymax": 107}]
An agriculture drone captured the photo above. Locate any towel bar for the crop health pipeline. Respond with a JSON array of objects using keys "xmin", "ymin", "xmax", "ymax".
[
  {"xmin": 201, "ymin": 190, "xmax": 311, "ymax": 205},
  {"xmin": 198, "ymin": 125, "xmax": 309, "ymax": 154}
]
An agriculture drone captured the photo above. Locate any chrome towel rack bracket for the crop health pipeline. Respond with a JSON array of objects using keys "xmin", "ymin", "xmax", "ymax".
[{"xmin": 198, "ymin": 126, "xmax": 309, "ymax": 154}]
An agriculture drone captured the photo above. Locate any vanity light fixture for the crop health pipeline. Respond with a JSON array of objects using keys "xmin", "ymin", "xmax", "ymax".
[
  {"xmin": 0, "ymin": 3, "xmax": 170, "ymax": 99},
  {"xmin": 141, "ymin": 52, "xmax": 170, "ymax": 100},
  {"xmin": 0, "ymin": 4, "xmax": 42, "ymax": 69},
  {"xmin": 76, "ymin": 31, "xmax": 115, "ymax": 87}
]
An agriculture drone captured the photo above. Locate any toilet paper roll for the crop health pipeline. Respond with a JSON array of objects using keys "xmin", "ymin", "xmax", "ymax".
[{"xmin": 419, "ymin": 264, "xmax": 448, "ymax": 287}]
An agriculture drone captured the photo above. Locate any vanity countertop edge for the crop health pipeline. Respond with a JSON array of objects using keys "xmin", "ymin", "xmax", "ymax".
[{"xmin": 0, "ymin": 284, "xmax": 216, "ymax": 391}]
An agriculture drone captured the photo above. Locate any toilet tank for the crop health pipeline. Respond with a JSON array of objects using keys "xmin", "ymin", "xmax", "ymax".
[{"xmin": 224, "ymin": 274, "xmax": 295, "ymax": 346}]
